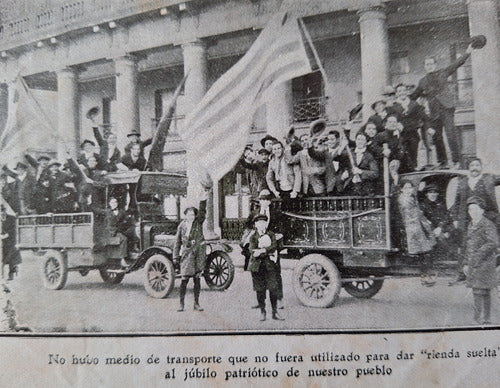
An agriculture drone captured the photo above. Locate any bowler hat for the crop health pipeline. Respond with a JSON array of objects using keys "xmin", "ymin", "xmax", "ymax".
[
  {"xmin": 48, "ymin": 160, "xmax": 61, "ymax": 168},
  {"xmin": 260, "ymin": 134, "xmax": 278, "ymax": 148},
  {"xmin": 80, "ymin": 139, "xmax": 95, "ymax": 148},
  {"xmin": 253, "ymin": 214, "xmax": 268, "ymax": 223},
  {"xmin": 127, "ymin": 131, "xmax": 141, "ymax": 138},
  {"xmin": 37, "ymin": 155, "xmax": 50, "ymax": 162},
  {"xmin": 467, "ymin": 196, "xmax": 485, "ymax": 209},
  {"xmin": 309, "ymin": 118, "xmax": 327, "ymax": 138},
  {"xmin": 469, "ymin": 35, "xmax": 487, "ymax": 49},
  {"xmin": 258, "ymin": 189, "xmax": 273, "ymax": 200}
]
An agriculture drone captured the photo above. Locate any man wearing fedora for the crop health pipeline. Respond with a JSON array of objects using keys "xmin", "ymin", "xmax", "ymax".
[
  {"xmin": 368, "ymin": 100, "xmax": 391, "ymax": 134},
  {"xmin": 463, "ymin": 196, "xmax": 498, "ymax": 325},
  {"xmin": 411, "ymin": 38, "xmax": 485, "ymax": 168},
  {"xmin": 260, "ymin": 135, "xmax": 278, "ymax": 155}
]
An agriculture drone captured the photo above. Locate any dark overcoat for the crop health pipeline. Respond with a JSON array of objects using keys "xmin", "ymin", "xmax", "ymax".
[
  {"xmin": 465, "ymin": 216, "xmax": 498, "ymax": 289},
  {"xmin": 173, "ymin": 200, "xmax": 207, "ymax": 277},
  {"xmin": 248, "ymin": 230, "xmax": 280, "ymax": 292},
  {"xmin": 1, "ymin": 212, "xmax": 22, "ymax": 266}
]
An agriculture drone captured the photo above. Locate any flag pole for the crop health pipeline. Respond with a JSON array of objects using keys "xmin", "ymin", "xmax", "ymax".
[{"xmin": 298, "ymin": 17, "xmax": 356, "ymax": 170}]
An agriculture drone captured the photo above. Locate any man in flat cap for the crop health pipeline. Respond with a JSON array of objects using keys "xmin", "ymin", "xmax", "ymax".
[
  {"xmin": 124, "ymin": 131, "xmax": 152, "ymax": 159},
  {"xmin": 463, "ymin": 196, "xmax": 498, "ymax": 324},
  {"xmin": 77, "ymin": 139, "xmax": 99, "ymax": 169}
]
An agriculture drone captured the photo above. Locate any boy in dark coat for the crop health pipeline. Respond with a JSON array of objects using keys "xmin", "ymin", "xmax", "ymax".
[
  {"xmin": 464, "ymin": 196, "xmax": 498, "ymax": 324},
  {"xmin": 248, "ymin": 213, "xmax": 284, "ymax": 321}
]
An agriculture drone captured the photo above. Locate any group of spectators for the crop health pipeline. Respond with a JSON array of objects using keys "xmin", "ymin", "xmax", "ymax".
[{"xmin": 0, "ymin": 122, "xmax": 152, "ymax": 217}]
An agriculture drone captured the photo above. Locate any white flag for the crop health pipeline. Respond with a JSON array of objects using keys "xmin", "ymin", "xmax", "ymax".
[{"xmin": 182, "ymin": 12, "xmax": 313, "ymax": 187}]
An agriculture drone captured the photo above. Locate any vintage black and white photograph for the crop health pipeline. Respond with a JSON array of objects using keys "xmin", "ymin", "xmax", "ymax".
[{"xmin": 0, "ymin": 0, "xmax": 499, "ymax": 336}]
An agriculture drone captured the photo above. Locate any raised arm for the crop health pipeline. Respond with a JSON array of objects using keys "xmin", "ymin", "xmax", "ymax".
[{"xmin": 93, "ymin": 126, "xmax": 105, "ymax": 147}]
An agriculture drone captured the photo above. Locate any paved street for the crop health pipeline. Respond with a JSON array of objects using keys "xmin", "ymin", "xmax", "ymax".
[{"xmin": 6, "ymin": 248, "xmax": 499, "ymax": 333}]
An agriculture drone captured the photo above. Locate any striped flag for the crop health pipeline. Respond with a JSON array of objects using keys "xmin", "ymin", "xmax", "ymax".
[
  {"xmin": 0, "ymin": 77, "xmax": 56, "ymax": 166},
  {"xmin": 182, "ymin": 12, "xmax": 314, "ymax": 189}
]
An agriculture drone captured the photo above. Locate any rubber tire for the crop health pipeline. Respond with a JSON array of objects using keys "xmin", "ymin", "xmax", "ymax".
[
  {"xmin": 204, "ymin": 250, "xmax": 235, "ymax": 291},
  {"xmin": 143, "ymin": 254, "xmax": 175, "ymax": 298},
  {"xmin": 99, "ymin": 269, "xmax": 125, "ymax": 285},
  {"xmin": 343, "ymin": 277, "xmax": 384, "ymax": 299},
  {"xmin": 293, "ymin": 253, "xmax": 341, "ymax": 308},
  {"xmin": 41, "ymin": 250, "xmax": 68, "ymax": 290}
]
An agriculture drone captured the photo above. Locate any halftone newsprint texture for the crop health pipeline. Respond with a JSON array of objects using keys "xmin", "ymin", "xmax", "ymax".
[{"xmin": 0, "ymin": 0, "xmax": 499, "ymax": 386}]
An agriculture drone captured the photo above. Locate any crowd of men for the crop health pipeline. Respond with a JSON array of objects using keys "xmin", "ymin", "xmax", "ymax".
[
  {"xmin": 237, "ymin": 43, "xmax": 477, "ymax": 200},
  {"xmin": 0, "ymin": 123, "xmax": 152, "ymax": 217}
]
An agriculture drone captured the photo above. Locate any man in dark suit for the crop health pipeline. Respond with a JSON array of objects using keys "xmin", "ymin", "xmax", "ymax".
[
  {"xmin": 374, "ymin": 114, "xmax": 409, "ymax": 173},
  {"xmin": 24, "ymin": 154, "xmax": 50, "ymax": 182},
  {"xmin": 391, "ymin": 84, "xmax": 427, "ymax": 171},
  {"xmin": 13, "ymin": 162, "xmax": 36, "ymax": 215},
  {"xmin": 411, "ymin": 44, "xmax": 473, "ymax": 167},
  {"xmin": 449, "ymin": 158, "xmax": 499, "ymax": 285},
  {"xmin": 92, "ymin": 127, "xmax": 121, "ymax": 172},
  {"xmin": 121, "ymin": 143, "xmax": 147, "ymax": 171},
  {"xmin": 341, "ymin": 132, "xmax": 379, "ymax": 196}
]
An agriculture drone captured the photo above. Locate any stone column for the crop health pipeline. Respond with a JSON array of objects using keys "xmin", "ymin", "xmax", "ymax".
[
  {"xmin": 265, "ymin": 80, "xmax": 293, "ymax": 138},
  {"xmin": 467, "ymin": 0, "xmax": 500, "ymax": 170},
  {"xmin": 114, "ymin": 55, "xmax": 139, "ymax": 151},
  {"xmin": 358, "ymin": 5, "xmax": 390, "ymax": 121},
  {"xmin": 182, "ymin": 40, "xmax": 208, "ymax": 113},
  {"xmin": 56, "ymin": 67, "xmax": 79, "ymax": 159},
  {"xmin": 182, "ymin": 40, "xmax": 216, "ymax": 233}
]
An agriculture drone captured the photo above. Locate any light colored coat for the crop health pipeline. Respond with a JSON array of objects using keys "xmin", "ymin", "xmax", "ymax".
[{"xmin": 173, "ymin": 200, "xmax": 207, "ymax": 277}]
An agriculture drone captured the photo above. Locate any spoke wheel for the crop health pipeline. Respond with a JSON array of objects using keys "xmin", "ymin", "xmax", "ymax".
[
  {"xmin": 41, "ymin": 250, "xmax": 68, "ymax": 290},
  {"xmin": 293, "ymin": 254, "xmax": 341, "ymax": 308},
  {"xmin": 99, "ymin": 269, "xmax": 125, "ymax": 284},
  {"xmin": 204, "ymin": 250, "xmax": 235, "ymax": 291},
  {"xmin": 143, "ymin": 254, "xmax": 175, "ymax": 298},
  {"xmin": 343, "ymin": 276, "xmax": 384, "ymax": 299}
]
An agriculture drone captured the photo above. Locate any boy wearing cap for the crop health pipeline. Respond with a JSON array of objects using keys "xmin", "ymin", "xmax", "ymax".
[
  {"xmin": 464, "ymin": 196, "xmax": 498, "ymax": 324},
  {"xmin": 248, "ymin": 213, "xmax": 284, "ymax": 321}
]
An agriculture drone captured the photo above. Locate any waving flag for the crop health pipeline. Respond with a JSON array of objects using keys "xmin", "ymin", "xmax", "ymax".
[
  {"xmin": 0, "ymin": 77, "xmax": 56, "ymax": 166},
  {"xmin": 182, "ymin": 12, "xmax": 314, "ymax": 188}
]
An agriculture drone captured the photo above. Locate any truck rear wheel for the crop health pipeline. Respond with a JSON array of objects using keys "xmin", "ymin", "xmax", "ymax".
[
  {"xmin": 41, "ymin": 250, "xmax": 68, "ymax": 290},
  {"xmin": 144, "ymin": 254, "xmax": 175, "ymax": 298},
  {"xmin": 343, "ymin": 277, "xmax": 384, "ymax": 299},
  {"xmin": 293, "ymin": 254, "xmax": 341, "ymax": 308}
]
